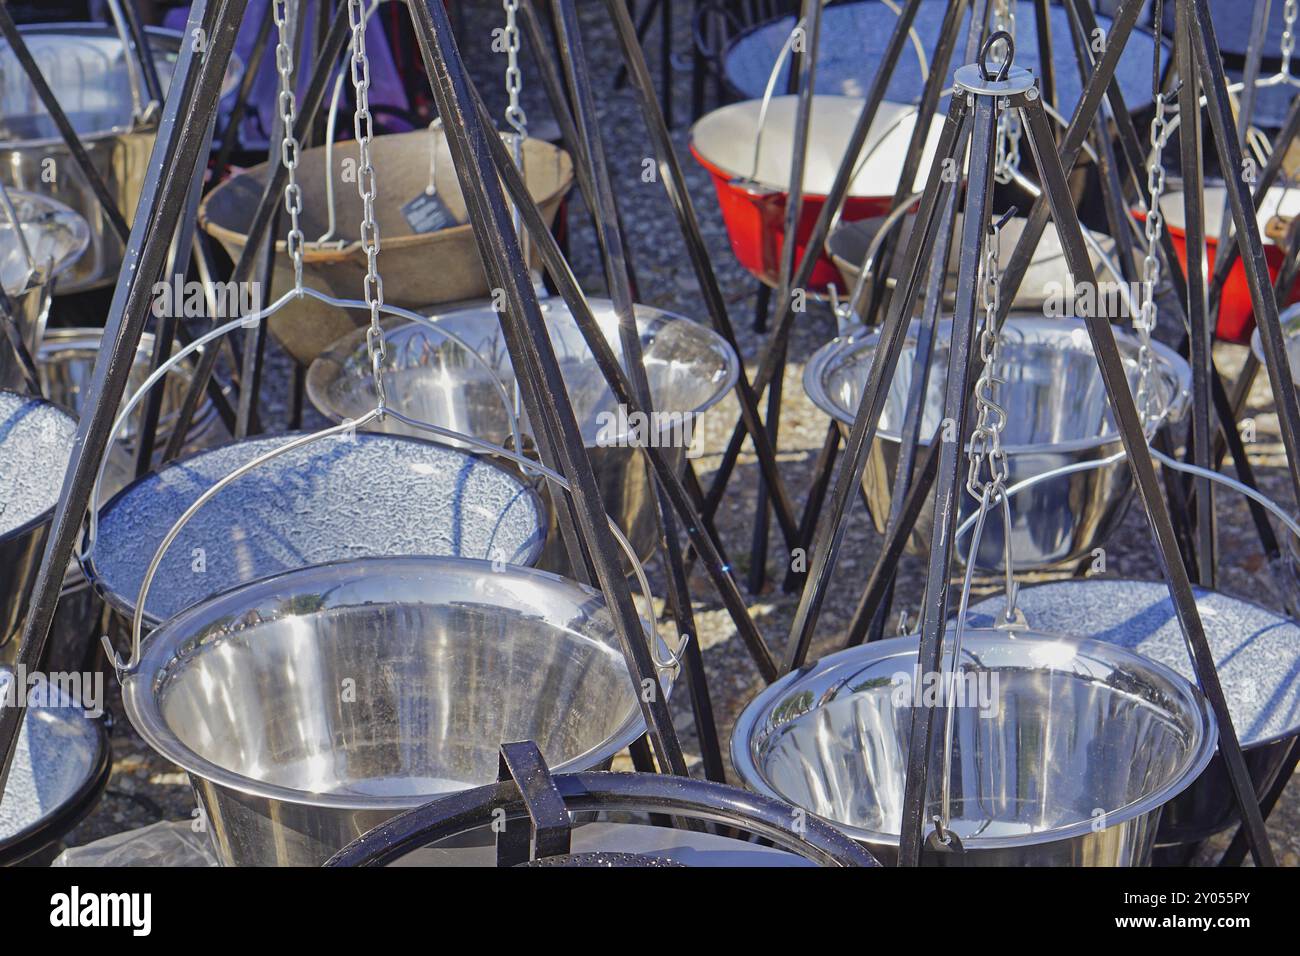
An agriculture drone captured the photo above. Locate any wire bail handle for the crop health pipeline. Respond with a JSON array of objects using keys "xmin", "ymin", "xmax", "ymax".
[
  {"xmin": 747, "ymin": 0, "xmax": 929, "ymax": 189},
  {"xmin": 103, "ymin": 0, "xmax": 158, "ymax": 127},
  {"xmin": 80, "ymin": 289, "xmax": 526, "ymax": 558},
  {"xmin": 103, "ymin": 407, "xmax": 684, "ymax": 683}
]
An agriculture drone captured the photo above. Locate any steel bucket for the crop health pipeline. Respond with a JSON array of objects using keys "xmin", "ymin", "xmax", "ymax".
[
  {"xmin": 803, "ymin": 315, "xmax": 1191, "ymax": 570},
  {"xmin": 0, "ymin": 24, "xmax": 241, "ymax": 292},
  {"xmin": 120, "ymin": 556, "xmax": 672, "ymax": 866},
  {"xmin": 720, "ymin": 2, "xmax": 1163, "ymax": 120},
  {"xmin": 826, "ymin": 214, "xmax": 1115, "ymax": 314},
  {"xmin": 83, "ymin": 431, "xmax": 547, "ymax": 628},
  {"xmin": 32, "ymin": 567, "xmax": 102, "ymax": 676},
  {"xmin": 731, "ymin": 628, "xmax": 1217, "ymax": 866},
  {"xmin": 305, "ymin": 298, "xmax": 739, "ymax": 569},
  {"xmin": 34, "ymin": 327, "xmax": 226, "ymax": 498},
  {"xmin": 0, "ymin": 389, "xmax": 77, "ymax": 657},
  {"xmin": 967, "ymin": 578, "xmax": 1300, "ymax": 849},
  {"xmin": 1148, "ymin": 184, "xmax": 1300, "ymax": 343},
  {"xmin": 1248, "ymin": 299, "xmax": 1300, "ymax": 388},
  {"xmin": 0, "ymin": 666, "xmax": 111, "ymax": 865},
  {"xmin": 199, "ymin": 128, "xmax": 574, "ymax": 365},
  {"xmin": 690, "ymin": 95, "xmax": 943, "ymax": 289},
  {"xmin": 0, "ymin": 190, "xmax": 88, "ymax": 365}
]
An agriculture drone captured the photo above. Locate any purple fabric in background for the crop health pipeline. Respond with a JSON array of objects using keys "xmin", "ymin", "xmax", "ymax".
[{"xmin": 164, "ymin": 0, "xmax": 411, "ymax": 151}]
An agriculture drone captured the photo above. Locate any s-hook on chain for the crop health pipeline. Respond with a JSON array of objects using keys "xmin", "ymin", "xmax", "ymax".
[
  {"xmin": 502, "ymin": 0, "xmax": 528, "ymax": 139},
  {"xmin": 1137, "ymin": 5, "xmax": 1174, "ymax": 429}
]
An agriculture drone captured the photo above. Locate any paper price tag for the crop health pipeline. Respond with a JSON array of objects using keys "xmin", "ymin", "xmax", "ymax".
[{"xmin": 401, "ymin": 192, "xmax": 459, "ymax": 233}]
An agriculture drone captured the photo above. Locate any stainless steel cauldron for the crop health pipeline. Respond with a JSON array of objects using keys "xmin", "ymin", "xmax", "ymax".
[
  {"xmin": 200, "ymin": 127, "xmax": 573, "ymax": 364},
  {"xmin": 0, "ymin": 666, "xmax": 111, "ymax": 865},
  {"xmin": 120, "ymin": 556, "xmax": 672, "ymax": 867},
  {"xmin": 966, "ymin": 579, "xmax": 1300, "ymax": 849},
  {"xmin": 34, "ymin": 328, "xmax": 226, "ymax": 499},
  {"xmin": 0, "ymin": 190, "xmax": 88, "ymax": 363},
  {"xmin": 731, "ymin": 628, "xmax": 1216, "ymax": 865},
  {"xmin": 306, "ymin": 299, "xmax": 740, "ymax": 569},
  {"xmin": 826, "ymin": 214, "xmax": 1115, "ymax": 314},
  {"xmin": 803, "ymin": 315, "xmax": 1191, "ymax": 570},
  {"xmin": 0, "ymin": 389, "xmax": 77, "ymax": 657},
  {"xmin": 0, "ymin": 24, "xmax": 241, "ymax": 291},
  {"xmin": 15, "ymin": 329, "xmax": 229, "ymax": 668},
  {"xmin": 1249, "ymin": 300, "xmax": 1300, "ymax": 387}
]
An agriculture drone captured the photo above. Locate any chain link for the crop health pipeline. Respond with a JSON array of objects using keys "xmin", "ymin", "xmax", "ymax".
[
  {"xmin": 966, "ymin": 218, "xmax": 1010, "ymax": 503},
  {"xmin": 1284, "ymin": 0, "xmax": 1297, "ymax": 78},
  {"xmin": 273, "ymin": 0, "xmax": 306, "ymax": 292},
  {"xmin": 348, "ymin": 0, "xmax": 386, "ymax": 408},
  {"xmin": 992, "ymin": 0, "xmax": 1021, "ymax": 184},
  {"xmin": 1136, "ymin": 92, "xmax": 1171, "ymax": 426},
  {"xmin": 503, "ymin": 0, "xmax": 528, "ymax": 138}
]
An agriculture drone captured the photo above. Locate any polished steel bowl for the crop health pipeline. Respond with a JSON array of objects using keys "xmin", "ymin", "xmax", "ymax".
[
  {"xmin": 121, "ymin": 556, "xmax": 671, "ymax": 867},
  {"xmin": 826, "ymin": 214, "xmax": 1115, "ymax": 315},
  {"xmin": 803, "ymin": 315, "xmax": 1191, "ymax": 570},
  {"xmin": 731, "ymin": 628, "xmax": 1216, "ymax": 865},
  {"xmin": 0, "ymin": 190, "xmax": 88, "ymax": 361},
  {"xmin": 0, "ymin": 666, "xmax": 111, "ymax": 865},
  {"xmin": 200, "ymin": 128, "xmax": 573, "ymax": 364},
  {"xmin": 23, "ymin": 329, "xmax": 227, "ymax": 666},
  {"xmin": 1248, "ymin": 300, "xmax": 1300, "ymax": 384},
  {"xmin": 37, "ymin": 568, "xmax": 102, "ymax": 676},
  {"xmin": 0, "ymin": 389, "xmax": 77, "ymax": 656},
  {"xmin": 0, "ymin": 24, "xmax": 241, "ymax": 291},
  {"xmin": 84, "ymin": 431, "xmax": 547, "ymax": 626},
  {"xmin": 306, "ymin": 298, "xmax": 740, "ymax": 569},
  {"xmin": 966, "ymin": 579, "xmax": 1300, "ymax": 848},
  {"xmin": 34, "ymin": 328, "xmax": 226, "ymax": 498}
]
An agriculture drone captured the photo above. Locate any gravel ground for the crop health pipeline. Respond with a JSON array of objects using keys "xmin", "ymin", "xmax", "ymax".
[{"xmin": 49, "ymin": 1, "xmax": 1297, "ymax": 865}]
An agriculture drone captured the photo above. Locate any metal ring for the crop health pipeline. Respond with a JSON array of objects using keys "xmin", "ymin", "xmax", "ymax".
[{"xmin": 978, "ymin": 30, "xmax": 1015, "ymax": 82}]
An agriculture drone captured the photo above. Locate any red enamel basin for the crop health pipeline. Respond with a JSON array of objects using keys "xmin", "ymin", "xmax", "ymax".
[
  {"xmin": 690, "ymin": 95, "xmax": 943, "ymax": 291},
  {"xmin": 1133, "ymin": 185, "xmax": 1300, "ymax": 344}
]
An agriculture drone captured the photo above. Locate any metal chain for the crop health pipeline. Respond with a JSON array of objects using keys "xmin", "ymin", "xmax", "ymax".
[
  {"xmin": 348, "ymin": 0, "xmax": 386, "ymax": 408},
  {"xmin": 965, "ymin": 200, "xmax": 1023, "ymax": 626},
  {"xmin": 273, "ymin": 0, "xmax": 305, "ymax": 292},
  {"xmin": 992, "ymin": 0, "xmax": 1021, "ymax": 184},
  {"xmin": 966, "ymin": 220, "xmax": 1010, "ymax": 505},
  {"xmin": 1137, "ymin": 92, "xmax": 1171, "ymax": 426},
  {"xmin": 503, "ymin": 0, "xmax": 528, "ymax": 139},
  {"xmin": 1284, "ymin": 0, "xmax": 1297, "ymax": 78}
]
